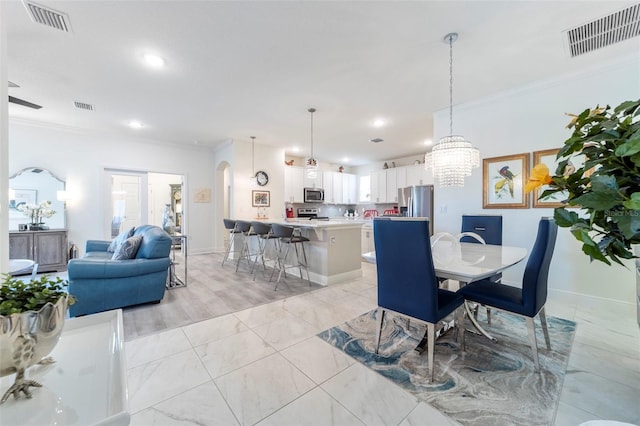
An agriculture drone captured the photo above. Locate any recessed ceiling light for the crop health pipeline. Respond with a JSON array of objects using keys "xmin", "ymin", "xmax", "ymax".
[
  {"xmin": 292, "ymin": 146, "xmax": 300, "ymax": 153},
  {"xmin": 342, "ymin": 157, "xmax": 350, "ymax": 162},
  {"xmin": 143, "ymin": 53, "xmax": 165, "ymax": 68},
  {"xmin": 424, "ymin": 139, "xmax": 433, "ymax": 146},
  {"xmin": 372, "ymin": 119, "xmax": 386, "ymax": 128},
  {"xmin": 129, "ymin": 120, "xmax": 144, "ymax": 129}
]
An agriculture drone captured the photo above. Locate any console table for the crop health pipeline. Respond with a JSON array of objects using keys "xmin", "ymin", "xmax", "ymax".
[
  {"xmin": 0, "ymin": 310, "xmax": 129, "ymax": 425},
  {"xmin": 9, "ymin": 229, "xmax": 68, "ymax": 272},
  {"xmin": 167, "ymin": 233, "xmax": 187, "ymax": 288}
]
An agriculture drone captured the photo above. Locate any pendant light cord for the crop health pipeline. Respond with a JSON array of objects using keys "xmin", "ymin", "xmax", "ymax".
[
  {"xmin": 308, "ymin": 108, "xmax": 316, "ymax": 158},
  {"xmin": 251, "ymin": 136, "xmax": 255, "ymax": 175},
  {"xmin": 448, "ymin": 34, "xmax": 454, "ymax": 137}
]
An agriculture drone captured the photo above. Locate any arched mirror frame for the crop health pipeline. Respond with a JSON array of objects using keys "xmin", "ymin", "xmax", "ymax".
[{"xmin": 8, "ymin": 167, "xmax": 66, "ymax": 230}]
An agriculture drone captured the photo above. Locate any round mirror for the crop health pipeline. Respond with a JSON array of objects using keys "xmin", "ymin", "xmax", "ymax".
[{"xmin": 9, "ymin": 167, "xmax": 66, "ymax": 230}]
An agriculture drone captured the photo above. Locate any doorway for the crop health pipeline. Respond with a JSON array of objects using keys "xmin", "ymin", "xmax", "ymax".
[{"xmin": 105, "ymin": 169, "xmax": 184, "ymax": 239}]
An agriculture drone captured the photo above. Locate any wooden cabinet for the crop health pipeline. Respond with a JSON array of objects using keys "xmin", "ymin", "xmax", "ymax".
[
  {"xmin": 9, "ymin": 230, "xmax": 68, "ymax": 272},
  {"xmin": 370, "ymin": 170, "xmax": 387, "ymax": 203},
  {"xmin": 386, "ymin": 169, "xmax": 398, "ymax": 203},
  {"xmin": 303, "ymin": 170, "xmax": 323, "ymax": 189},
  {"xmin": 284, "ymin": 166, "xmax": 304, "ymax": 203},
  {"xmin": 406, "ymin": 164, "xmax": 432, "ymax": 186}
]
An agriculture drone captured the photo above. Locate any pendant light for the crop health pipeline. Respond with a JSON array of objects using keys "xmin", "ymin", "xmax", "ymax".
[
  {"xmin": 306, "ymin": 108, "xmax": 319, "ymax": 179},
  {"xmin": 249, "ymin": 136, "xmax": 257, "ymax": 186},
  {"xmin": 425, "ymin": 33, "xmax": 480, "ymax": 187}
]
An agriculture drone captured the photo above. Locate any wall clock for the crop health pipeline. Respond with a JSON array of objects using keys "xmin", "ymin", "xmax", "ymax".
[{"xmin": 255, "ymin": 170, "xmax": 269, "ymax": 186}]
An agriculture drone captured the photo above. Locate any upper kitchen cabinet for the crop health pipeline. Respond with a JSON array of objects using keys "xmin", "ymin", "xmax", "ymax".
[
  {"xmin": 284, "ymin": 166, "xmax": 304, "ymax": 203},
  {"xmin": 303, "ymin": 171, "xmax": 323, "ymax": 189},
  {"xmin": 370, "ymin": 170, "xmax": 387, "ymax": 203},
  {"xmin": 342, "ymin": 173, "xmax": 357, "ymax": 204},
  {"xmin": 406, "ymin": 163, "xmax": 432, "ymax": 186}
]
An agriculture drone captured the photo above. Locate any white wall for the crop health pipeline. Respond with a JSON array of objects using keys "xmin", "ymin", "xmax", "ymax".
[
  {"xmin": 432, "ymin": 55, "xmax": 640, "ymax": 303},
  {"xmin": 9, "ymin": 121, "xmax": 216, "ymax": 255},
  {"xmin": 212, "ymin": 139, "xmax": 285, "ymax": 251}
]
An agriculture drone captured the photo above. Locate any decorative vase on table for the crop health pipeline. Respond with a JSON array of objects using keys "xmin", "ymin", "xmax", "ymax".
[
  {"xmin": 162, "ymin": 204, "xmax": 176, "ymax": 235},
  {"xmin": 0, "ymin": 281, "xmax": 68, "ymax": 404}
]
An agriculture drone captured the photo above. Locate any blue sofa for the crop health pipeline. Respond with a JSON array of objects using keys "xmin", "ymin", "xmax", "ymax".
[{"xmin": 68, "ymin": 225, "xmax": 172, "ymax": 317}]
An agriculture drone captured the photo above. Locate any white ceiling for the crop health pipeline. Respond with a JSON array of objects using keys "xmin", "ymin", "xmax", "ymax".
[{"xmin": 6, "ymin": 0, "xmax": 640, "ymax": 166}]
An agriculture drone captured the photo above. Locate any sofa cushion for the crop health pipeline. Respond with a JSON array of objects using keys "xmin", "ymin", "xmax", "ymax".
[
  {"xmin": 112, "ymin": 235, "xmax": 143, "ymax": 260},
  {"xmin": 108, "ymin": 227, "xmax": 135, "ymax": 252}
]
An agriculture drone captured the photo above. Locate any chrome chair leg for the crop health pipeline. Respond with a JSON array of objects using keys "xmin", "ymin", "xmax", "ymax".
[
  {"xmin": 427, "ymin": 322, "xmax": 436, "ymax": 382},
  {"xmin": 525, "ymin": 317, "xmax": 540, "ymax": 371},
  {"xmin": 539, "ymin": 307, "xmax": 551, "ymax": 350},
  {"xmin": 299, "ymin": 239, "xmax": 311, "ymax": 286},
  {"xmin": 374, "ymin": 309, "xmax": 386, "ymax": 354},
  {"xmin": 222, "ymin": 229, "xmax": 238, "ymax": 266},
  {"xmin": 456, "ymin": 306, "xmax": 466, "ymax": 352}
]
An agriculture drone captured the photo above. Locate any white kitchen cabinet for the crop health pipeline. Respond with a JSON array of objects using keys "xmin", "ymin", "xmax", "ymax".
[
  {"xmin": 303, "ymin": 171, "xmax": 323, "ymax": 189},
  {"xmin": 342, "ymin": 173, "xmax": 357, "ymax": 204},
  {"xmin": 386, "ymin": 168, "xmax": 398, "ymax": 203},
  {"xmin": 332, "ymin": 172, "xmax": 343, "ymax": 204},
  {"xmin": 406, "ymin": 164, "xmax": 432, "ymax": 186},
  {"xmin": 396, "ymin": 166, "xmax": 407, "ymax": 190},
  {"xmin": 284, "ymin": 166, "xmax": 304, "ymax": 203},
  {"xmin": 361, "ymin": 225, "xmax": 375, "ymax": 254},
  {"xmin": 323, "ymin": 171, "xmax": 334, "ymax": 204},
  {"xmin": 371, "ymin": 170, "xmax": 387, "ymax": 203}
]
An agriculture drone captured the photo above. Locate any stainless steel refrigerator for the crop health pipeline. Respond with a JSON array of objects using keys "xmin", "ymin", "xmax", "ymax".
[{"xmin": 397, "ymin": 185, "xmax": 435, "ymax": 235}]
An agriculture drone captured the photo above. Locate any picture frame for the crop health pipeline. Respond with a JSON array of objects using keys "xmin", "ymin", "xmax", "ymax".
[
  {"xmin": 252, "ymin": 190, "xmax": 270, "ymax": 207},
  {"xmin": 532, "ymin": 148, "xmax": 565, "ymax": 208},
  {"xmin": 483, "ymin": 153, "xmax": 530, "ymax": 209},
  {"xmin": 10, "ymin": 188, "xmax": 37, "ymax": 210}
]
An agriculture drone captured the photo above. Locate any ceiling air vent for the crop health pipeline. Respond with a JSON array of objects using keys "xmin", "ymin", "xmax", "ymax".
[
  {"xmin": 565, "ymin": 3, "xmax": 640, "ymax": 57},
  {"xmin": 74, "ymin": 101, "xmax": 94, "ymax": 111},
  {"xmin": 369, "ymin": 138, "xmax": 384, "ymax": 143},
  {"xmin": 22, "ymin": 0, "xmax": 72, "ymax": 32}
]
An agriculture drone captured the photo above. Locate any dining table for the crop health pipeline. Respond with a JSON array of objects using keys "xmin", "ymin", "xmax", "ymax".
[{"xmin": 362, "ymin": 238, "xmax": 528, "ymax": 343}]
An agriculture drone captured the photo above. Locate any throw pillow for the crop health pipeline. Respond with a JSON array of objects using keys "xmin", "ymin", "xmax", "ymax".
[
  {"xmin": 111, "ymin": 235, "xmax": 143, "ymax": 260},
  {"xmin": 108, "ymin": 227, "xmax": 135, "ymax": 252}
]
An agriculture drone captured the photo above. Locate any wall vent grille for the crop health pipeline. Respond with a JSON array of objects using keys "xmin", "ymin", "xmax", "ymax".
[
  {"xmin": 22, "ymin": 0, "xmax": 72, "ymax": 32},
  {"xmin": 565, "ymin": 3, "xmax": 640, "ymax": 57},
  {"xmin": 369, "ymin": 138, "xmax": 384, "ymax": 143},
  {"xmin": 74, "ymin": 101, "xmax": 94, "ymax": 111}
]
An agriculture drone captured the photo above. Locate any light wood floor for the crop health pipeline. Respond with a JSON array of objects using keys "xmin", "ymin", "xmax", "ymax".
[{"xmin": 122, "ymin": 251, "xmax": 324, "ymax": 340}]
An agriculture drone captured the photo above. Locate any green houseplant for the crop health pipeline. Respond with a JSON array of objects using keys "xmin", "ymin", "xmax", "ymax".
[
  {"xmin": 0, "ymin": 275, "xmax": 74, "ymax": 403},
  {"xmin": 526, "ymin": 99, "xmax": 640, "ymax": 265}
]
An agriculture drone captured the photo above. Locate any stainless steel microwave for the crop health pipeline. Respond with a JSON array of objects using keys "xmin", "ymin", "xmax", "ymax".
[{"xmin": 304, "ymin": 187, "xmax": 324, "ymax": 203}]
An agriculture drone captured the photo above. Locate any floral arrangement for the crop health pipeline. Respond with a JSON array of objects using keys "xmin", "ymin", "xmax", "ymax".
[
  {"xmin": 525, "ymin": 99, "xmax": 640, "ymax": 265},
  {"xmin": 17, "ymin": 200, "xmax": 56, "ymax": 225}
]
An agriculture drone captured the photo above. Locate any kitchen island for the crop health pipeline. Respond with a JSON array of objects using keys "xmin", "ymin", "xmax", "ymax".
[{"xmin": 269, "ymin": 218, "xmax": 368, "ymax": 285}]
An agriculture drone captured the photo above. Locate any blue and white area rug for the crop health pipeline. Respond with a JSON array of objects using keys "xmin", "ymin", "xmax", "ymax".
[{"xmin": 318, "ymin": 309, "xmax": 576, "ymax": 426}]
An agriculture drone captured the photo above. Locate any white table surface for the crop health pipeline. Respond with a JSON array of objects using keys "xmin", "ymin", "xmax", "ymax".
[
  {"xmin": 0, "ymin": 310, "xmax": 129, "ymax": 426},
  {"xmin": 363, "ymin": 242, "xmax": 528, "ymax": 284}
]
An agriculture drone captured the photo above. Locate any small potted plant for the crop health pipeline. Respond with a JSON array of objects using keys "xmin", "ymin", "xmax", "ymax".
[
  {"xmin": 526, "ymin": 99, "xmax": 640, "ymax": 265},
  {"xmin": 0, "ymin": 274, "xmax": 74, "ymax": 403}
]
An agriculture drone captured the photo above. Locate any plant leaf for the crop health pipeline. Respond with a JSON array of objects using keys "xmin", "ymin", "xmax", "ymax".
[
  {"xmin": 554, "ymin": 208, "xmax": 578, "ymax": 227},
  {"xmin": 623, "ymin": 193, "xmax": 640, "ymax": 210},
  {"xmin": 614, "ymin": 128, "xmax": 640, "ymax": 157},
  {"xmin": 612, "ymin": 213, "xmax": 640, "ymax": 240}
]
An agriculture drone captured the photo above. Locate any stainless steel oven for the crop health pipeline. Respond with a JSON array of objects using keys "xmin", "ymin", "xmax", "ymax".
[{"xmin": 303, "ymin": 187, "xmax": 324, "ymax": 203}]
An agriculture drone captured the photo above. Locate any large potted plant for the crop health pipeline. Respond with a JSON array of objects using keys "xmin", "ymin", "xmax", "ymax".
[
  {"xmin": 0, "ymin": 275, "xmax": 73, "ymax": 403},
  {"xmin": 526, "ymin": 99, "xmax": 640, "ymax": 265}
]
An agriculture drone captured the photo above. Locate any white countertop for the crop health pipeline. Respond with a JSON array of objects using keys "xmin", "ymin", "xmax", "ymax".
[{"xmin": 277, "ymin": 218, "xmax": 371, "ymax": 229}]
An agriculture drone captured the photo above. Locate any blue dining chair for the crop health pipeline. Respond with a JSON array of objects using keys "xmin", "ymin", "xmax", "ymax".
[
  {"xmin": 460, "ymin": 215, "xmax": 503, "ymax": 245},
  {"xmin": 373, "ymin": 217, "xmax": 465, "ymax": 382},
  {"xmin": 457, "ymin": 217, "xmax": 558, "ymax": 370},
  {"xmin": 459, "ymin": 215, "xmax": 504, "ymax": 322}
]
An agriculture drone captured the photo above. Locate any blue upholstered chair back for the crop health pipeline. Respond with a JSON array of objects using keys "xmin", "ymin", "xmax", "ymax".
[
  {"xmin": 522, "ymin": 218, "xmax": 558, "ymax": 316},
  {"xmin": 460, "ymin": 215, "xmax": 503, "ymax": 245},
  {"xmin": 132, "ymin": 225, "xmax": 172, "ymax": 259},
  {"xmin": 373, "ymin": 218, "xmax": 441, "ymax": 323}
]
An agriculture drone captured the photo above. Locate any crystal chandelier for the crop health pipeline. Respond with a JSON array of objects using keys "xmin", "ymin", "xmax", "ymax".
[
  {"xmin": 306, "ymin": 108, "xmax": 319, "ymax": 179},
  {"xmin": 425, "ymin": 33, "xmax": 479, "ymax": 187},
  {"xmin": 249, "ymin": 136, "xmax": 257, "ymax": 186}
]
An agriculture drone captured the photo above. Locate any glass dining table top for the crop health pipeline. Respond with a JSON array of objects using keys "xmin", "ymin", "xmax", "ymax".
[{"xmin": 362, "ymin": 241, "xmax": 527, "ymax": 284}]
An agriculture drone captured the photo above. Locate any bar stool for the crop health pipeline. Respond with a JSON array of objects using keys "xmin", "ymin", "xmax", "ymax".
[
  {"xmin": 250, "ymin": 221, "xmax": 278, "ymax": 279},
  {"xmin": 269, "ymin": 223, "xmax": 311, "ymax": 290},
  {"xmin": 222, "ymin": 219, "xmax": 242, "ymax": 266},
  {"xmin": 235, "ymin": 220, "xmax": 257, "ymax": 272}
]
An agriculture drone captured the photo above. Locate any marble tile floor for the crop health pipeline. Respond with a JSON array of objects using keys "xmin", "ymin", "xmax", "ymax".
[{"xmin": 123, "ymin": 255, "xmax": 639, "ymax": 425}]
